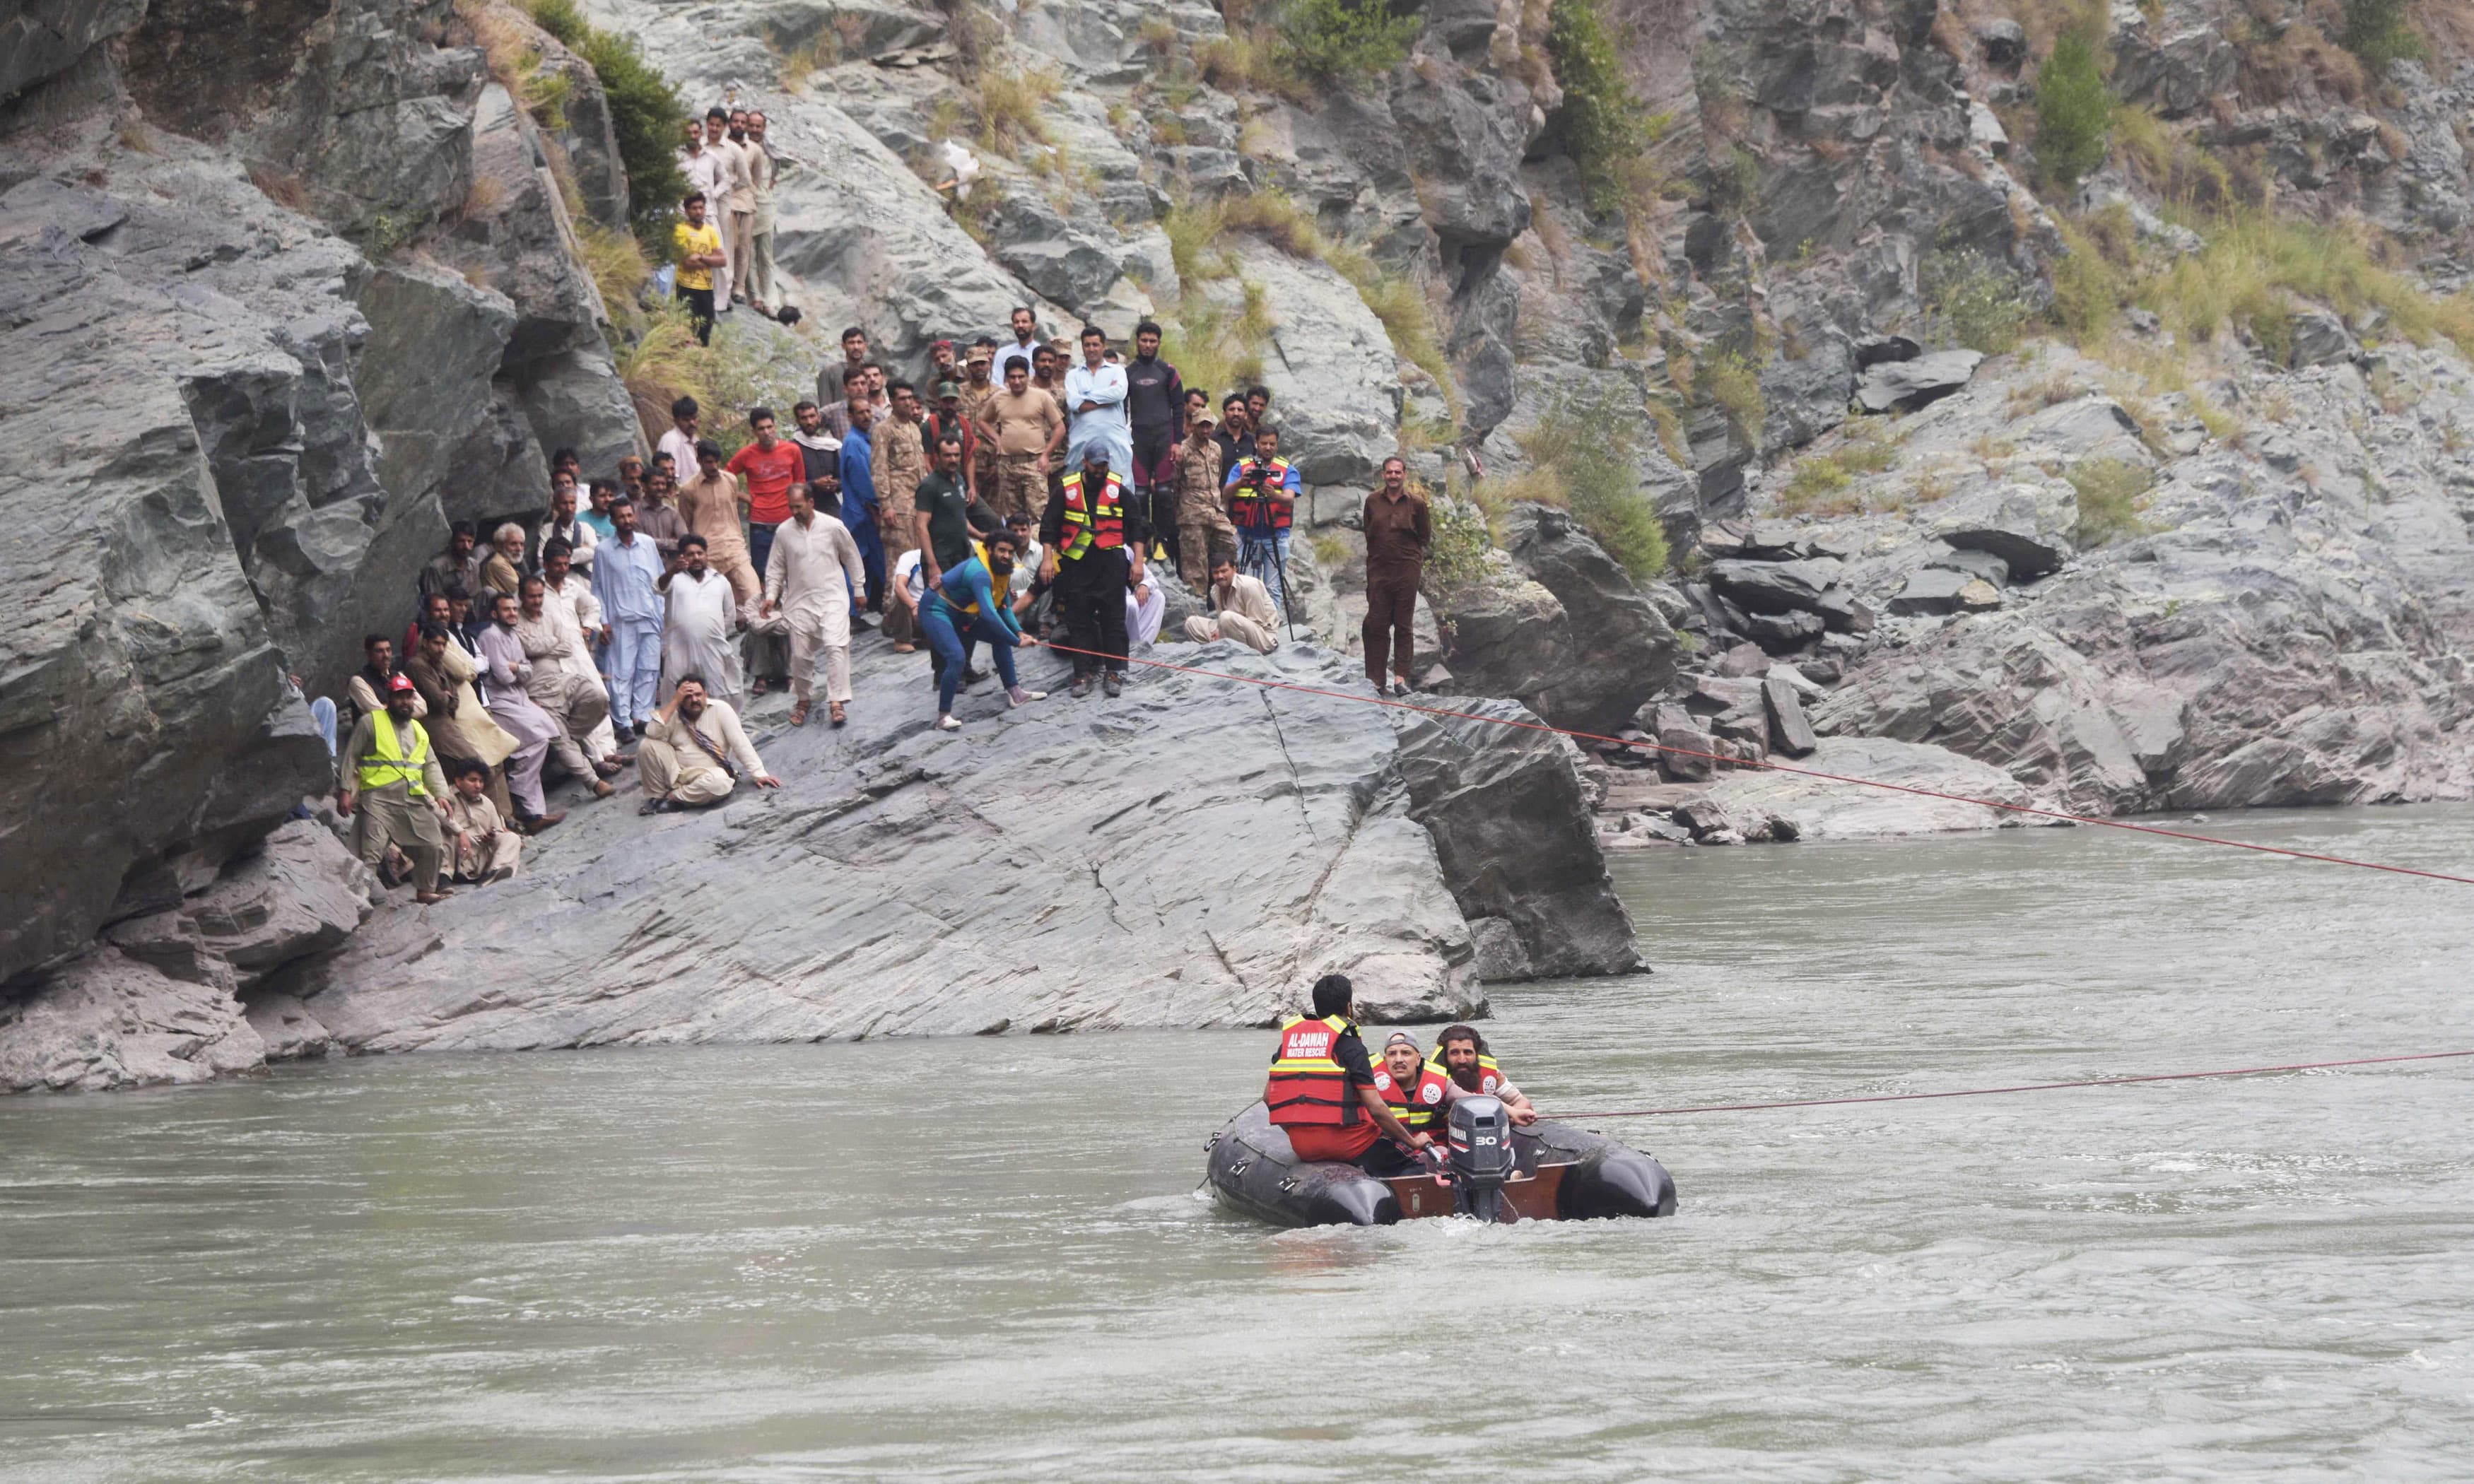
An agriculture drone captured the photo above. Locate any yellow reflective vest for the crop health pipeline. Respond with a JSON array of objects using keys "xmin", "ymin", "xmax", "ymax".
[{"xmin": 358, "ymin": 712, "xmax": 435, "ymax": 797}]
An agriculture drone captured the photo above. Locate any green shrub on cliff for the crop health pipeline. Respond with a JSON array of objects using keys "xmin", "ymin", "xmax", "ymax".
[
  {"xmin": 2341, "ymin": 0, "xmax": 2426, "ymax": 70},
  {"xmin": 1277, "ymin": 0, "xmax": 1420, "ymax": 81},
  {"xmin": 524, "ymin": 0, "xmax": 688, "ymax": 249},
  {"xmin": 1508, "ymin": 392, "xmax": 1673, "ymax": 579},
  {"xmin": 1545, "ymin": 0, "xmax": 1653, "ymax": 215},
  {"xmin": 2036, "ymin": 30, "xmax": 2111, "ymax": 189}
]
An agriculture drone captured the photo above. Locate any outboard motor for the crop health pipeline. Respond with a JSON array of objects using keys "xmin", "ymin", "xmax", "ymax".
[{"xmin": 1446, "ymin": 1095, "xmax": 1516, "ymax": 1222}]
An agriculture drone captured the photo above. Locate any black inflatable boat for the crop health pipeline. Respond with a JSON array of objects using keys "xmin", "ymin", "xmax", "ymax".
[{"xmin": 1204, "ymin": 1100, "xmax": 1679, "ymax": 1227}]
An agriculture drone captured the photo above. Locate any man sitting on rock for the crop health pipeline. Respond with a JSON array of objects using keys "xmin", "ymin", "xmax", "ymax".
[
  {"xmin": 420, "ymin": 522, "xmax": 486, "ymax": 603},
  {"xmin": 442, "ymin": 757, "xmax": 521, "ymax": 884},
  {"xmin": 482, "ymin": 522, "xmax": 528, "ymax": 602},
  {"xmin": 515, "ymin": 576, "xmax": 619, "ymax": 799},
  {"xmin": 638, "ymin": 674, "xmax": 780, "ymax": 813},
  {"xmin": 1183, "ymin": 555, "xmax": 1279, "ymax": 654},
  {"xmin": 338, "ymin": 673, "xmax": 455, "ymax": 905}
]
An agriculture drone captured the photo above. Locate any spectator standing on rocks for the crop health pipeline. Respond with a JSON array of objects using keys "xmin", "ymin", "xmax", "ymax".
[
  {"xmin": 725, "ymin": 406, "xmax": 804, "ymax": 577},
  {"xmin": 606, "ymin": 464, "xmax": 638, "ymax": 527},
  {"xmin": 1213, "ymin": 392, "xmax": 1250, "ymax": 481},
  {"xmin": 403, "ymin": 620, "xmax": 518, "ymax": 820},
  {"xmin": 537, "ymin": 477, "xmax": 596, "ymax": 571},
  {"xmin": 978, "ymin": 356, "xmax": 1062, "ymax": 519},
  {"xmin": 676, "ymin": 437, "xmax": 758, "ymax": 620},
  {"xmin": 635, "ymin": 468, "xmax": 687, "ymax": 558},
  {"xmin": 658, "ymin": 396, "xmax": 703, "ymax": 494},
  {"xmin": 876, "ymin": 380, "xmax": 928, "ymax": 563},
  {"xmin": 539, "ymin": 540, "xmax": 621, "ymax": 767},
  {"xmin": 515, "ymin": 577, "xmax": 619, "ymax": 799},
  {"xmin": 925, "ymin": 379, "xmax": 980, "ymax": 503},
  {"xmin": 339, "ymin": 673, "xmax": 454, "ymax": 905},
  {"xmin": 442, "ymin": 758, "xmax": 521, "ymax": 884},
  {"xmin": 1183, "ymin": 555, "xmax": 1280, "ymax": 653},
  {"xmin": 995, "ymin": 305, "xmax": 1040, "ymax": 383},
  {"xmin": 744, "ymin": 110, "xmax": 778, "ymax": 315},
  {"xmin": 671, "ymin": 192, "xmax": 726, "ymax": 346},
  {"xmin": 910, "ymin": 432, "xmax": 992, "ymax": 596},
  {"xmin": 657, "ymin": 534, "xmax": 746, "ymax": 716},
  {"xmin": 1040, "ymin": 444, "xmax": 1144, "ymax": 697},
  {"xmin": 420, "ymin": 522, "xmax": 486, "ymax": 603},
  {"xmin": 476, "ymin": 592, "xmax": 566, "ymax": 832},
  {"xmin": 638, "ymin": 675, "xmax": 779, "ymax": 813},
  {"xmin": 1063, "ymin": 326, "xmax": 1131, "ymax": 478},
  {"xmin": 841, "ymin": 397, "xmax": 886, "ymax": 615},
  {"xmin": 790, "ymin": 400, "xmax": 842, "ymax": 501},
  {"xmin": 1224, "ymin": 425, "xmax": 1301, "ymax": 611},
  {"xmin": 1031, "ymin": 343, "xmax": 1064, "ymax": 401},
  {"xmin": 679, "ymin": 120, "xmax": 727, "ymax": 232},
  {"xmin": 1246, "ymin": 384, "xmax": 1274, "ymax": 434},
  {"xmin": 701, "ymin": 110, "xmax": 746, "ymax": 309},
  {"xmin": 1124, "ymin": 319, "xmax": 1184, "ymax": 562},
  {"xmin": 1360, "ymin": 456, "xmax": 1431, "ymax": 697},
  {"xmin": 761, "ymin": 481, "xmax": 868, "ymax": 728},
  {"xmin": 1174, "ymin": 394, "xmax": 1236, "ymax": 585},
  {"xmin": 592, "ymin": 497, "xmax": 667, "ymax": 738}
]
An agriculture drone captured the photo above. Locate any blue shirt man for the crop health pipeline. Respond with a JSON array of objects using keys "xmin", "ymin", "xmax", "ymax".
[
  {"xmin": 840, "ymin": 414, "xmax": 886, "ymax": 612},
  {"xmin": 591, "ymin": 501, "xmax": 668, "ymax": 731}
]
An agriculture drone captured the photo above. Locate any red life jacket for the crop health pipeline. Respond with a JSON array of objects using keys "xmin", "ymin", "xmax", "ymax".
[
  {"xmin": 1372, "ymin": 1061, "xmax": 1453, "ymax": 1138},
  {"xmin": 1059, "ymin": 469, "xmax": 1126, "ymax": 558},
  {"xmin": 1226, "ymin": 458, "xmax": 1295, "ymax": 532},
  {"xmin": 1265, "ymin": 1013, "xmax": 1361, "ymax": 1127}
]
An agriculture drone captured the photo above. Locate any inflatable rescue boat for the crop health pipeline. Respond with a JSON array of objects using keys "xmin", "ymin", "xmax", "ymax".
[{"xmin": 1205, "ymin": 1097, "xmax": 1678, "ymax": 1227}]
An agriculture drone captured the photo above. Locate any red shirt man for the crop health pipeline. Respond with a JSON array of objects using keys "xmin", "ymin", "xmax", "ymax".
[{"xmin": 725, "ymin": 409, "xmax": 805, "ymax": 526}]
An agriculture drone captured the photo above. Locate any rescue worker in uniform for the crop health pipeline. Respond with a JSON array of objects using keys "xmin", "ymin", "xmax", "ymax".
[
  {"xmin": 337, "ymin": 673, "xmax": 455, "ymax": 904},
  {"xmin": 1371, "ymin": 1031, "xmax": 1455, "ymax": 1150},
  {"xmin": 1264, "ymin": 974, "xmax": 1432, "ymax": 1175},
  {"xmin": 1430, "ymin": 1024, "xmax": 1538, "ymax": 1124},
  {"xmin": 1222, "ymin": 424, "xmax": 1301, "ymax": 617},
  {"xmin": 1038, "ymin": 444, "xmax": 1147, "ymax": 698}
]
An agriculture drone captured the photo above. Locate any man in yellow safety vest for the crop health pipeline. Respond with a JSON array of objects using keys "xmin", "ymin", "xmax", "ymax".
[{"xmin": 338, "ymin": 672, "xmax": 457, "ymax": 903}]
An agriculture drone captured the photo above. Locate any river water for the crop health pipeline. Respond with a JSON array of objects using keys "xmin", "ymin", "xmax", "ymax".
[{"xmin": 6, "ymin": 808, "xmax": 2473, "ymax": 1481}]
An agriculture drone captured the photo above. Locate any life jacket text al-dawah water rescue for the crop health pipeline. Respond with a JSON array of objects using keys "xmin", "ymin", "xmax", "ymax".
[
  {"xmin": 1373, "ymin": 1059, "xmax": 1453, "ymax": 1138},
  {"xmin": 1058, "ymin": 469, "xmax": 1126, "ymax": 558},
  {"xmin": 1265, "ymin": 1014, "xmax": 1363, "ymax": 1127}
]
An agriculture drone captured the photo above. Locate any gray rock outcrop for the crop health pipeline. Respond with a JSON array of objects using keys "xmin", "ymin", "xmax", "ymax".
[{"xmin": 1435, "ymin": 505, "xmax": 1678, "ymax": 735}]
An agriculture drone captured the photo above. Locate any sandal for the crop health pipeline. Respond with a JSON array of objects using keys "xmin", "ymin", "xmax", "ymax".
[
  {"xmin": 789, "ymin": 700, "xmax": 811, "ymax": 726},
  {"xmin": 828, "ymin": 701, "xmax": 847, "ymax": 727}
]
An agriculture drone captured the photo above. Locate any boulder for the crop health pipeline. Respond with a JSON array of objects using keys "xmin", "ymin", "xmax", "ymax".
[
  {"xmin": 1855, "ymin": 350, "xmax": 1983, "ymax": 413},
  {"xmin": 1658, "ymin": 723, "xmax": 1718, "ymax": 781},
  {"xmin": 1714, "ymin": 640, "xmax": 1771, "ymax": 676},
  {"xmin": 1679, "ymin": 736, "xmax": 2046, "ymax": 840},
  {"xmin": 1743, "ymin": 609, "xmax": 1827, "ymax": 651},
  {"xmin": 0, "ymin": 950, "xmax": 266, "ymax": 1093},
  {"xmin": 1812, "ymin": 587, "xmax": 1877, "ymax": 633},
  {"xmin": 1762, "ymin": 676, "xmax": 1819, "ymax": 758},
  {"xmin": 274, "ymin": 645, "xmax": 1527, "ymax": 1054},
  {"xmin": 1437, "ymin": 505, "xmax": 1679, "ymax": 734},
  {"xmin": 1957, "ymin": 577, "xmax": 2004, "ymax": 611},
  {"xmin": 1933, "ymin": 481, "xmax": 2077, "ymax": 580},
  {"xmin": 2288, "ymin": 307, "xmax": 2360, "ymax": 368},
  {"xmin": 1888, "ymin": 566, "xmax": 1974, "ymax": 615},
  {"xmin": 1396, "ymin": 699, "xmax": 1641, "ymax": 979},
  {"xmin": 179, "ymin": 821, "xmax": 375, "ymax": 983},
  {"xmin": 1975, "ymin": 18, "xmax": 2027, "ymax": 70},
  {"xmin": 1706, "ymin": 557, "xmax": 1843, "ymax": 615}
]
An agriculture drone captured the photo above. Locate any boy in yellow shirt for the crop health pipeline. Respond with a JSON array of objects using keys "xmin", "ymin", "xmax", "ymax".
[{"xmin": 672, "ymin": 191, "xmax": 727, "ymax": 346}]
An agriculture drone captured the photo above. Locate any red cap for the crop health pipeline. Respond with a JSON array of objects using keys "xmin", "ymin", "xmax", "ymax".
[
  {"xmin": 387, "ymin": 673, "xmax": 416, "ymax": 694},
  {"xmin": 932, "ymin": 338, "xmax": 955, "ymax": 353}
]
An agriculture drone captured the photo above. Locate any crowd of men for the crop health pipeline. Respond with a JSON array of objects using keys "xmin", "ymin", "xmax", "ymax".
[{"xmin": 320, "ymin": 109, "xmax": 1435, "ymax": 905}]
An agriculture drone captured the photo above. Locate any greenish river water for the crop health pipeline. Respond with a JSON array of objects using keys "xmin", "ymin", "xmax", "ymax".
[{"xmin": 5, "ymin": 808, "xmax": 2473, "ymax": 1481}]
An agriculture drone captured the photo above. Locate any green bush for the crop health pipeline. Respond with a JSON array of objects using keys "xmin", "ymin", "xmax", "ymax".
[
  {"xmin": 2342, "ymin": 0, "xmax": 2426, "ymax": 69},
  {"xmin": 1544, "ymin": 0, "xmax": 1651, "ymax": 215},
  {"xmin": 1516, "ymin": 392, "xmax": 1672, "ymax": 579},
  {"xmin": 2036, "ymin": 30, "xmax": 2112, "ymax": 189},
  {"xmin": 1924, "ymin": 250, "xmax": 2031, "ymax": 355},
  {"xmin": 1277, "ymin": 0, "xmax": 1420, "ymax": 81},
  {"xmin": 1422, "ymin": 492, "xmax": 1500, "ymax": 594},
  {"xmin": 2066, "ymin": 457, "xmax": 2153, "ymax": 548},
  {"xmin": 524, "ymin": 0, "xmax": 689, "ymax": 249}
]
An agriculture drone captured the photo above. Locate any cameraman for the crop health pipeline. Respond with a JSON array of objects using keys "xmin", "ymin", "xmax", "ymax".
[{"xmin": 1222, "ymin": 425, "xmax": 1301, "ymax": 613}]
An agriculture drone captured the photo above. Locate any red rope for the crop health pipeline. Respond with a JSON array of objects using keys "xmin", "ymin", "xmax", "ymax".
[
  {"xmin": 1040, "ymin": 640, "xmax": 2474, "ymax": 886},
  {"xmin": 1549, "ymin": 1048, "xmax": 2474, "ymax": 1119}
]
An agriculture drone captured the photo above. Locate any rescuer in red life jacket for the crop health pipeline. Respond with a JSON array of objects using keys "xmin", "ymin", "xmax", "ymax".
[
  {"xmin": 1371, "ymin": 1032, "xmax": 1455, "ymax": 1150},
  {"xmin": 1264, "ymin": 974, "xmax": 1432, "ymax": 1175}
]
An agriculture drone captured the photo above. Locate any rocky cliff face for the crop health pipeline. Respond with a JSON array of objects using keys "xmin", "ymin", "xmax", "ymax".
[{"xmin": 1, "ymin": 0, "xmax": 638, "ymax": 984}]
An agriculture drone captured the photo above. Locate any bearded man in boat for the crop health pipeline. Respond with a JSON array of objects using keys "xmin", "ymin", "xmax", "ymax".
[
  {"xmin": 1430, "ymin": 1025, "xmax": 1539, "ymax": 1125},
  {"xmin": 1264, "ymin": 974, "xmax": 1434, "ymax": 1175}
]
